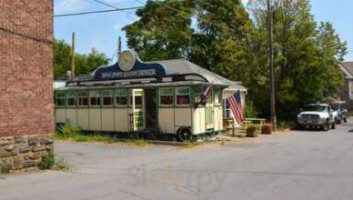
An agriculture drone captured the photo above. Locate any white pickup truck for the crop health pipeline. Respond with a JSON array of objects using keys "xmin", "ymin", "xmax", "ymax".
[{"xmin": 297, "ymin": 103, "xmax": 335, "ymax": 131}]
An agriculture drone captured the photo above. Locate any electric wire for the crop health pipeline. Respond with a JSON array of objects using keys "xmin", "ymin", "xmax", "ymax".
[{"xmin": 54, "ymin": 6, "xmax": 143, "ymax": 17}]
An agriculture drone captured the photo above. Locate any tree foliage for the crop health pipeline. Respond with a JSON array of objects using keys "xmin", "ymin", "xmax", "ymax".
[
  {"xmin": 123, "ymin": 0, "xmax": 347, "ymax": 121},
  {"xmin": 249, "ymin": 0, "xmax": 347, "ymax": 119},
  {"xmin": 53, "ymin": 39, "xmax": 109, "ymax": 79},
  {"xmin": 123, "ymin": 0, "xmax": 195, "ymax": 61}
]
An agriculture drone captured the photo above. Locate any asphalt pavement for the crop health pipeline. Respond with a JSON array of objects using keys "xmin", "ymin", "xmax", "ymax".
[{"xmin": 1, "ymin": 120, "xmax": 353, "ymax": 200}]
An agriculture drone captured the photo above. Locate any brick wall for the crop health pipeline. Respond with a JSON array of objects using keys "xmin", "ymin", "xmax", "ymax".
[{"xmin": 0, "ymin": 1, "xmax": 54, "ymax": 137}]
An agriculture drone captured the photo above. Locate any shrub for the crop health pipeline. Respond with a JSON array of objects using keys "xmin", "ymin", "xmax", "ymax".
[
  {"xmin": 246, "ymin": 125, "xmax": 258, "ymax": 137},
  {"xmin": 39, "ymin": 155, "xmax": 70, "ymax": 171},
  {"xmin": 262, "ymin": 123, "xmax": 273, "ymax": 135},
  {"xmin": 0, "ymin": 162, "xmax": 11, "ymax": 174},
  {"xmin": 39, "ymin": 155, "xmax": 55, "ymax": 170},
  {"xmin": 245, "ymin": 100, "xmax": 258, "ymax": 118},
  {"xmin": 57, "ymin": 124, "xmax": 82, "ymax": 137}
]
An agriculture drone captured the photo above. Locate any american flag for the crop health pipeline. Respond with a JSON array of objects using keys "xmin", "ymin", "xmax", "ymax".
[
  {"xmin": 227, "ymin": 91, "xmax": 244, "ymax": 124},
  {"xmin": 194, "ymin": 84, "xmax": 213, "ymax": 109}
]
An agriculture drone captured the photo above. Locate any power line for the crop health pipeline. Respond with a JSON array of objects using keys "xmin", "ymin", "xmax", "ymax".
[
  {"xmin": 90, "ymin": 0, "xmax": 138, "ymax": 22},
  {"xmin": 91, "ymin": 0, "xmax": 120, "ymax": 9},
  {"xmin": 54, "ymin": 6, "xmax": 143, "ymax": 17},
  {"xmin": 133, "ymin": 0, "xmax": 192, "ymax": 17}
]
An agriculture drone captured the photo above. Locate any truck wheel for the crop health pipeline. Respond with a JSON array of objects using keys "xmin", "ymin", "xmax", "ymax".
[
  {"xmin": 177, "ymin": 127, "xmax": 193, "ymax": 142},
  {"xmin": 322, "ymin": 123, "xmax": 329, "ymax": 131}
]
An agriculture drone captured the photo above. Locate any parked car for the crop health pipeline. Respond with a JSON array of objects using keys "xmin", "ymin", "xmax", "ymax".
[
  {"xmin": 332, "ymin": 103, "xmax": 348, "ymax": 123},
  {"xmin": 297, "ymin": 103, "xmax": 335, "ymax": 131}
]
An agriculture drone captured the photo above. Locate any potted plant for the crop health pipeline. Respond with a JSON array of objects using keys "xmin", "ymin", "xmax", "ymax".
[
  {"xmin": 246, "ymin": 125, "xmax": 258, "ymax": 137},
  {"xmin": 261, "ymin": 123, "xmax": 273, "ymax": 135}
]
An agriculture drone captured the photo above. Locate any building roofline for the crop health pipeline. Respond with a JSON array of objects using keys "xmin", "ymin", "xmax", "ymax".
[{"xmin": 339, "ymin": 63, "xmax": 353, "ymax": 79}]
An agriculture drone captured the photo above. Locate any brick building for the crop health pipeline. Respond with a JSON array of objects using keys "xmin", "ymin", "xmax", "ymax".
[
  {"xmin": 339, "ymin": 61, "xmax": 353, "ymax": 112},
  {"xmin": 0, "ymin": 1, "xmax": 54, "ymax": 172}
]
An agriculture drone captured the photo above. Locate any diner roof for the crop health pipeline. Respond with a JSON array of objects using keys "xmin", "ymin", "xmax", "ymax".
[
  {"xmin": 150, "ymin": 59, "xmax": 243, "ymax": 88},
  {"xmin": 66, "ymin": 50, "xmax": 246, "ymax": 91}
]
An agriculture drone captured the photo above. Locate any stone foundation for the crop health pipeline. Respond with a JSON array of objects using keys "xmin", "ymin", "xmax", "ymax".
[{"xmin": 0, "ymin": 135, "xmax": 53, "ymax": 173}]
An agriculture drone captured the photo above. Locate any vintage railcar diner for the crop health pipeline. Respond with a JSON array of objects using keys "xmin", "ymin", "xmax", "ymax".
[{"xmin": 54, "ymin": 50, "xmax": 247, "ymax": 141}]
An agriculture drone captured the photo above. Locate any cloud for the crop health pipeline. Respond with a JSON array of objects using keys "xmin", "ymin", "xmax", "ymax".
[
  {"xmin": 242, "ymin": 0, "xmax": 249, "ymax": 4},
  {"xmin": 56, "ymin": 0, "xmax": 88, "ymax": 13}
]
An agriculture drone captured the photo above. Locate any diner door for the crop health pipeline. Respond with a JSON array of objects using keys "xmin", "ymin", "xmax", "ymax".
[{"xmin": 131, "ymin": 89, "xmax": 145, "ymax": 131}]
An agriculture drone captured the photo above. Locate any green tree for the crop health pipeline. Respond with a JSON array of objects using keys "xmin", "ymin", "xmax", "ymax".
[
  {"xmin": 317, "ymin": 22, "xmax": 347, "ymax": 97},
  {"xmin": 53, "ymin": 39, "xmax": 109, "ymax": 79},
  {"xmin": 123, "ymin": 0, "xmax": 195, "ymax": 61},
  {"xmin": 53, "ymin": 39, "xmax": 71, "ymax": 79},
  {"xmin": 190, "ymin": 0, "xmax": 255, "ymax": 85},
  {"xmin": 250, "ymin": 0, "xmax": 347, "ymax": 119},
  {"xmin": 123, "ymin": 0, "xmax": 347, "ymax": 121}
]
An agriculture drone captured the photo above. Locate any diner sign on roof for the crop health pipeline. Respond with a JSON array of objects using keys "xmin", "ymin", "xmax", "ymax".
[{"xmin": 93, "ymin": 50, "xmax": 168, "ymax": 81}]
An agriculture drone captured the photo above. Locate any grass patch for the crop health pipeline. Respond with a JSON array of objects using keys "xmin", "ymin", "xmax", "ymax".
[
  {"xmin": 178, "ymin": 141, "xmax": 203, "ymax": 149},
  {"xmin": 53, "ymin": 133, "xmax": 120, "ymax": 143},
  {"xmin": 39, "ymin": 155, "xmax": 70, "ymax": 171},
  {"xmin": 125, "ymin": 139, "xmax": 148, "ymax": 147},
  {"xmin": 54, "ymin": 125, "xmax": 150, "ymax": 147},
  {"xmin": 53, "ymin": 125, "xmax": 120, "ymax": 144}
]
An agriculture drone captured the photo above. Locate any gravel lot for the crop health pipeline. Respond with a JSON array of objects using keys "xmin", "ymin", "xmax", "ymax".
[{"xmin": 1, "ymin": 121, "xmax": 353, "ymax": 200}]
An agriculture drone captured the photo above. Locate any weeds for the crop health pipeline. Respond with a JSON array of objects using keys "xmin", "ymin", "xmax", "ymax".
[
  {"xmin": 52, "ymin": 156, "xmax": 70, "ymax": 171},
  {"xmin": 54, "ymin": 125, "xmax": 150, "ymax": 147},
  {"xmin": 39, "ymin": 155, "xmax": 70, "ymax": 171},
  {"xmin": 39, "ymin": 155, "xmax": 55, "ymax": 170},
  {"xmin": 126, "ymin": 139, "xmax": 148, "ymax": 147},
  {"xmin": 54, "ymin": 125, "xmax": 120, "ymax": 143},
  {"xmin": 181, "ymin": 141, "xmax": 202, "ymax": 149}
]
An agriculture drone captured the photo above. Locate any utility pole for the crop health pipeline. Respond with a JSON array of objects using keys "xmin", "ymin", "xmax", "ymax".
[
  {"xmin": 267, "ymin": 0, "xmax": 277, "ymax": 131},
  {"xmin": 70, "ymin": 32, "xmax": 76, "ymax": 77},
  {"xmin": 118, "ymin": 36, "xmax": 122, "ymax": 55}
]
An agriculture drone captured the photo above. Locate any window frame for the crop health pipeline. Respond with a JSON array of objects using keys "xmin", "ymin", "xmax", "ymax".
[
  {"xmin": 159, "ymin": 87, "xmax": 174, "ymax": 107},
  {"xmin": 78, "ymin": 91, "xmax": 89, "ymax": 107},
  {"xmin": 89, "ymin": 90, "xmax": 101, "ymax": 107},
  {"xmin": 55, "ymin": 92, "xmax": 66, "ymax": 107},
  {"xmin": 66, "ymin": 91, "xmax": 77, "ymax": 107},
  {"xmin": 114, "ymin": 89, "xmax": 128, "ymax": 107},
  {"xmin": 102, "ymin": 90, "xmax": 113, "ymax": 107},
  {"xmin": 223, "ymin": 99, "xmax": 233, "ymax": 119},
  {"xmin": 175, "ymin": 87, "xmax": 191, "ymax": 106},
  {"xmin": 214, "ymin": 89, "xmax": 222, "ymax": 106}
]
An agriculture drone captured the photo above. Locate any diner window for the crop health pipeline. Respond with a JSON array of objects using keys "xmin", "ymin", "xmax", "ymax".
[
  {"xmin": 90, "ymin": 91, "xmax": 101, "ymax": 106},
  {"xmin": 102, "ymin": 90, "xmax": 113, "ymax": 106},
  {"xmin": 223, "ymin": 100, "xmax": 232, "ymax": 119},
  {"xmin": 130, "ymin": 96, "xmax": 143, "ymax": 108},
  {"xmin": 214, "ymin": 90, "xmax": 222, "ymax": 106},
  {"xmin": 176, "ymin": 87, "xmax": 190, "ymax": 105},
  {"xmin": 115, "ymin": 89, "xmax": 128, "ymax": 106},
  {"xmin": 56, "ymin": 92, "xmax": 66, "ymax": 106},
  {"xmin": 159, "ymin": 88, "xmax": 173, "ymax": 106},
  {"xmin": 66, "ymin": 91, "xmax": 77, "ymax": 106},
  {"xmin": 78, "ymin": 91, "xmax": 89, "ymax": 106}
]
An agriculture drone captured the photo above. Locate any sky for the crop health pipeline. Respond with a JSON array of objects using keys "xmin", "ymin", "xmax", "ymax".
[{"xmin": 54, "ymin": 0, "xmax": 353, "ymax": 63}]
